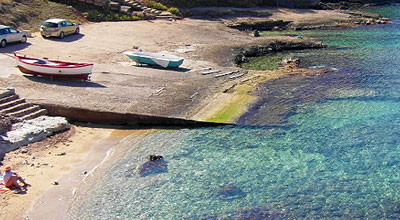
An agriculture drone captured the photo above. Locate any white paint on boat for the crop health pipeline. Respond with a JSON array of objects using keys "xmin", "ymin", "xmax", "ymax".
[
  {"xmin": 17, "ymin": 59, "xmax": 93, "ymax": 75},
  {"xmin": 124, "ymin": 51, "xmax": 184, "ymax": 68}
]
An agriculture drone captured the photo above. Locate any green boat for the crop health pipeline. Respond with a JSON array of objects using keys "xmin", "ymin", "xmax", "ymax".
[{"xmin": 124, "ymin": 51, "xmax": 184, "ymax": 68}]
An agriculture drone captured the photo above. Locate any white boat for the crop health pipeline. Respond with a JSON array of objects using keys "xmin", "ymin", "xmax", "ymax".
[
  {"xmin": 124, "ymin": 51, "xmax": 184, "ymax": 68},
  {"xmin": 14, "ymin": 53, "xmax": 93, "ymax": 80}
]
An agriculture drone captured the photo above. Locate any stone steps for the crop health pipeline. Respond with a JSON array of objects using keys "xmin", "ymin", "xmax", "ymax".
[
  {"xmin": 1, "ymin": 102, "xmax": 32, "ymax": 114},
  {"xmin": 0, "ymin": 94, "xmax": 19, "ymax": 105},
  {"xmin": 9, "ymin": 105, "xmax": 41, "ymax": 118},
  {"xmin": 0, "ymin": 98, "xmax": 25, "ymax": 111},
  {"xmin": 0, "ymin": 88, "xmax": 48, "ymax": 121},
  {"xmin": 0, "ymin": 89, "xmax": 16, "ymax": 99},
  {"xmin": 20, "ymin": 109, "xmax": 48, "ymax": 121},
  {"xmin": 71, "ymin": 0, "xmax": 168, "ymax": 18}
]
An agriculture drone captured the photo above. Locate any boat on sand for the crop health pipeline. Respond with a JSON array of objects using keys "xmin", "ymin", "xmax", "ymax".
[
  {"xmin": 14, "ymin": 53, "xmax": 93, "ymax": 80},
  {"xmin": 124, "ymin": 51, "xmax": 184, "ymax": 68}
]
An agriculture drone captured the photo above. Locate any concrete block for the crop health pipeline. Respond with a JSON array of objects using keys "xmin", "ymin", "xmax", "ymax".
[{"xmin": 120, "ymin": 6, "xmax": 131, "ymax": 14}]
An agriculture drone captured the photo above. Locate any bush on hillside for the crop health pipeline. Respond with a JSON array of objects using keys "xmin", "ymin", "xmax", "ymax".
[
  {"xmin": 146, "ymin": 0, "xmax": 168, "ymax": 10},
  {"xmin": 167, "ymin": 7, "xmax": 182, "ymax": 16},
  {"xmin": 87, "ymin": 10, "xmax": 142, "ymax": 22}
]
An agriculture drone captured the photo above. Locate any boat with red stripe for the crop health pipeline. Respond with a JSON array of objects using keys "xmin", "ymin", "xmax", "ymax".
[{"xmin": 14, "ymin": 53, "xmax": 93, "ymax": 80}]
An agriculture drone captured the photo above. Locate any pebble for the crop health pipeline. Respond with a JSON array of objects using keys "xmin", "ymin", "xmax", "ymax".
[
  {"xmin": 56, "ymin": 152, "xmax": 67, "ymax": 156},
  {"xmin": 53, "ymin": 181, "xmax": 59, "ymax": 185},
  {"xmin": 21, "ymin": 149, "xmax": 28, "ymax": 154}
]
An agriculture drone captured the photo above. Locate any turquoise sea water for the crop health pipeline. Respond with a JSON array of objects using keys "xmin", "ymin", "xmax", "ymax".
[{"xmin": 70, "ymin": 5, "xmax": 400, "ymax": 219}]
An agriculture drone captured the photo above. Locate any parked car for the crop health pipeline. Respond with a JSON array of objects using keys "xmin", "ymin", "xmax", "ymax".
[
  {"xmin": 40, "ymin": 19, "xmax": 80, "ymax": 39},
  {"xmin": 0, "ymin": 25, "xmax": 27, "ymax": 48}
]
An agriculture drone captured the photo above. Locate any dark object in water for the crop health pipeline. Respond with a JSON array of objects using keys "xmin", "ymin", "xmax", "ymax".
[
  {"xmin": 149, "ymin": 154, "xmax": 164, "ymax": 161},
  {"xmin": 218, "ymin": 184, "xmax": 246, "ymax": 200},
  {"xmin": 140, "ymin": 156, "xmax": 168, "ymax": 177}
]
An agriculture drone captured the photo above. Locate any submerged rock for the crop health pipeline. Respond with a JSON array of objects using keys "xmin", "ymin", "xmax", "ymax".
[
  {"xmin": 218, "ymin": 184, "xmax": 246, "ymax": 200},
  {"xmin": 139, "ymin": 158, "xmax": 168, "ymax": 177}
]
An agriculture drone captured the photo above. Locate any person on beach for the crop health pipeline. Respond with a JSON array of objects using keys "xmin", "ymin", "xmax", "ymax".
[{"xmin": 3, "ymin": 167, "xmax": 31, "ymax": 190}]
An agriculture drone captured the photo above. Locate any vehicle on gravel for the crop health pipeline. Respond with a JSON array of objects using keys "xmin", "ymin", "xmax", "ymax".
[
  {"xmin": 0, "ymin": 25, "xmax": 27, "ymax": 48},
  {"xmin": 40, "ymin": 18, "xmax": 80, "ymax": 39}
]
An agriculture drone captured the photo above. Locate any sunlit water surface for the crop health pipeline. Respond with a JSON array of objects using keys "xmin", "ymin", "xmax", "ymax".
[{"xmin": 70, "ymin": 5, "xmax": 400, "ymax": 219}]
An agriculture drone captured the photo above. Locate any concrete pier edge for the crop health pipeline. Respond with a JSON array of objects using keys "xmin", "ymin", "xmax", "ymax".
[{"xmin": 38, "ymin": 103, "xmax": 231, "ymax": 128}]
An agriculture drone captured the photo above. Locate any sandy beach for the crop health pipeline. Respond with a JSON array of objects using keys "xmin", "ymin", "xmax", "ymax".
[
  {"xmin": 0, "ymin": 125, "xmax": 155, "ymax": 220},
  {"xmin": 0, "ymin": 7, "xmax": 387, "ymax": 219}
]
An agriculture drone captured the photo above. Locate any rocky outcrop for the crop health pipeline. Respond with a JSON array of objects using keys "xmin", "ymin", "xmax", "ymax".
[
  {"xmin": 317, "ymin": 0, "xmax": 400, "ymax": 9},
  {"xmin": 0, "ymin": 116, "xmax": 70, "ymax": 156},
  {"xmin": 234, "ymin": 39, "xmax": 327, "ymax": 65},
  {"xmin": 225, "ymin": 18, "xmax": 291, "ymax": 31}
]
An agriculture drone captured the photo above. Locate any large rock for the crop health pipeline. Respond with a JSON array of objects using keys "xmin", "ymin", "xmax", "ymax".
[
  {"xmin": 108, "ymin": 1, "xmax": 121, "ymax": 11},
  {"xmin": 225, "ymin": 18, "xmax": 291, "ymax": 31},
  {"xmin": 0, "ymin": 116, "xmax": 70, "ymax": 156}
]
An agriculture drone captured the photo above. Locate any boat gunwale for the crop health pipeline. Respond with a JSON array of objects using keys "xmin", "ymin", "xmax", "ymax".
[{"xmin": 14, "ymin": 53, "xmax": 94, "ymax": 69}]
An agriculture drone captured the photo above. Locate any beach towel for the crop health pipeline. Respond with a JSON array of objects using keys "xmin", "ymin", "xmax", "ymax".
[{"xmin": 0, "ymin": 175, "xmax": 10, "ymax": 193}]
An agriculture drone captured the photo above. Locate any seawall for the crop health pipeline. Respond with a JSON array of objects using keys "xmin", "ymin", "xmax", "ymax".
[{"xmin": 38, "ymin": 103, "xmax": 229, "ymax": 128}]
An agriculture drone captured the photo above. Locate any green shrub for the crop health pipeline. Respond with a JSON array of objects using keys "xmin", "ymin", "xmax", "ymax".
[
  {"xmin": 146, "ymin": 0, "xmax": 168, "ymax": 10},
  {"xmin": 241, "ymin": 55, "xmax": 284, "ymax": 70},
  {"xmin": 87, "ymin": 10, "xmax": 142, "ymax": 22},
  {"xmin": 167, "ymin": 7, "xmax": 181, "ymax": 16}
]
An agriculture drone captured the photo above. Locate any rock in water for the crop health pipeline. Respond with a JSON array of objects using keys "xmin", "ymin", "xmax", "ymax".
[
  {"xmin": 282, "ymin": 57, "xmax": 300, "ymax": 68},
  {"xmin": 218, "ymin": 184, "xmax": 246, "ymax": 200},
  {"xmin": 139, "ymin": 159, "xmax": 168, "ymax": 177},
  {"xmin": 149, "ymin": 154, "xmax": 163, "ymax": 161}
]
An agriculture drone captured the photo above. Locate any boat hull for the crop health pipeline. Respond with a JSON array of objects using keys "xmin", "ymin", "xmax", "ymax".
[
  {"xmin": 17, "ymin": 66, "xmax": 91, "ymax": 80},
  {"xmin": 124, "ymin": 52, "xmax": 184, "ymax": 68},
  {"xmin": 15, "ymin": 54, "xmax": 93, "ymax": 80}
]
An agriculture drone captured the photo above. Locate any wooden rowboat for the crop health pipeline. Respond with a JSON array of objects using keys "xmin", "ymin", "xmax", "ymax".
[{"xmin": 14, "ymin": 53, "xmax": 93, "ymax": 80}]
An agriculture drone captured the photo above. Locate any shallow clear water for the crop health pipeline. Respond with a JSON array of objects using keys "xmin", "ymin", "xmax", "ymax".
[{"xmin": 71, "ymin": 5, "xmax": 400, "ymax": 219}]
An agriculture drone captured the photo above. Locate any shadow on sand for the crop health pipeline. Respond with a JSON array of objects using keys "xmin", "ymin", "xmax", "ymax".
[
  {"xmin": 43, "ymin": 33, "xmax": 85, "ymax": 43},
  {"xmin": 23, "ymin": 75, "xmax": 106, "ymax": 88},
  {"xmin": 0, "ymin": 42, "xmax": 31, "ymax": 53},
  {"xmin": 134, "ymin": 64, "xmax": 191, "ymax": 73}
]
